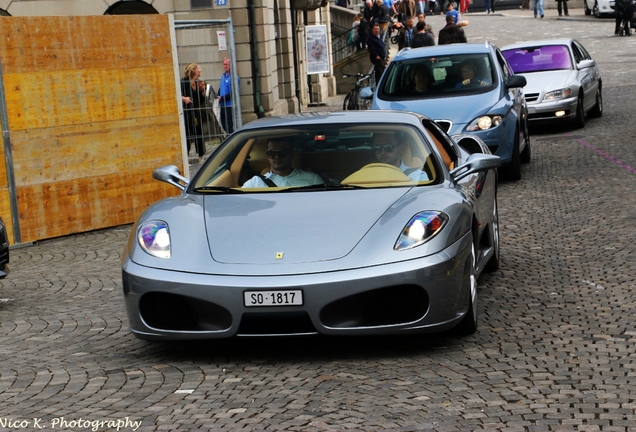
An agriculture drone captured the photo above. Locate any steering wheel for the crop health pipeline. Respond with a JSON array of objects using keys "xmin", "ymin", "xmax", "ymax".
[{"xmin": 461, "ymin": 79, "xmax": 488, "ymax": 88}]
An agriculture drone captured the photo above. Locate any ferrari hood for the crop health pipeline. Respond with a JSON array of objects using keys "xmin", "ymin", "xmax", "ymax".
[
  {"xmin": 204, "ymin": 188, "xmax": 410, "ymax": 264},
  {"xmin": 520, "ymin": 70, "xmax": 574, "ymax": 97}
]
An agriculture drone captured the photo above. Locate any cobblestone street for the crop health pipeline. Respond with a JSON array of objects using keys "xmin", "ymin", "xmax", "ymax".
[{"xmin": 2, "ymin": 8, "xmax": 636, "ymax": 432}]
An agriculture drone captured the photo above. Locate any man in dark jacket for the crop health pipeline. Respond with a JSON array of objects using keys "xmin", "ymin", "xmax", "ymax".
[
  {"xmin": 412, "ymin": 20, "xmax": 435, "ymax": 47},
  {"xmin": 367, "ymin": 21, "xmax": 387, "ymax": 83},
  {"xmin": 438, "ymin": 14, "xmax": 467, "ymax": 45},
  {"xmin": 357, "ymin": 16, "xmax": 370, "ymax": 50},
  {"xmin": 363, "ymin": 0, "xmax": 375, "ymax": 21}
]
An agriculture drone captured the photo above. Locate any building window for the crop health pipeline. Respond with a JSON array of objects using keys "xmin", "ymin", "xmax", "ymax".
[{"xmin": 191, "ymin": 0, "xmax": 213, "ymax": 8}]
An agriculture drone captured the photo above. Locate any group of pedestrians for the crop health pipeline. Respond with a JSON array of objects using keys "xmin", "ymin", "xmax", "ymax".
[
  {"xmin": 348, "ymin": 0, "xmax": 392, "ymax": 52},
  {"xmin": 364, "ymin": 1, "xmax": 470, "ymax": 82},
  {"xmin": 180, "ymin": 59, "xmax": 239, "ymax": 162},
  {"xmin": 397, "ymin": 15, "xmax": 435, "ymax": 50},
  {"xmin": 405, "ymin": 3, "xmax": 468, "ymax": 47}
]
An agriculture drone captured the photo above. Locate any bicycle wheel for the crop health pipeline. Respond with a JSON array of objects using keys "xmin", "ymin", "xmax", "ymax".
[
  {"xmin": 347, "ymin": 91, "xmax": 359, "ymax": 110},
  {"xmin": 343, "ymin": 92, "xmax": 352, "ymax": 110}
]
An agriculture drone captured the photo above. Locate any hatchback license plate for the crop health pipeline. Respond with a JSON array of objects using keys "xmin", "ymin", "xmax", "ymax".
[{"xmin": 244, "ymin": 290, "xmax": 303, "ymax": 307}]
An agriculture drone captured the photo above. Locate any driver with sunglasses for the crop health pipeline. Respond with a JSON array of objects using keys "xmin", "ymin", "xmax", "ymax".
[
  {"xmin": 242, "ymin": 137, "xmax": 324, "ymax": 188},
  {"xmin": 373, "ymin": 133, "xmax": 429, "ymax": 181}
]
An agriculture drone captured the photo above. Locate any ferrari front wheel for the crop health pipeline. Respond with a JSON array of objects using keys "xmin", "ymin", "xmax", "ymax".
[
  {"xmin": 483, "ymin": 197, "xmax": 500, "ymax": 273},
  {"xmin": 455, "ymin": 240, "xmax": 478, "ymax": 335}
]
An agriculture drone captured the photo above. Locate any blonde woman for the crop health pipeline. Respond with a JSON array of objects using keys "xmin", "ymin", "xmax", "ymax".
[{"xmin": 180, "ymin": 63, "xmax": 207, "ymax": 163}]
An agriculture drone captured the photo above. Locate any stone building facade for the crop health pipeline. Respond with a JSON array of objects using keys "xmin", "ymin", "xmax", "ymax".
[{"xmin": 0, "ymin": 0, "xmax": 334, "ymax": 126}]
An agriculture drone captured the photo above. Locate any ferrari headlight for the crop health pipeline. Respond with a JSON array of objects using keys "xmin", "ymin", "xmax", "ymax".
[
  {"xmin": 395, "ymin": 211, "xmax": 449, "ymax": 250},
  {"xmin": 466, "ymin": 115, "xmax": 503, "ymax": 131},
  {"xmin": 543, "ymin": 88, "xmax": 572, "ymax": 100},
  {"xmin": 138, "ymin": 220, "xmax": 171, "ymax": 258}
]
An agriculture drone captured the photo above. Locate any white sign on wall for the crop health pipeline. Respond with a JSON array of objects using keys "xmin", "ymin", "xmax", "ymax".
[
  {"xmin": 217, "ymin": 30, "xmax": 227, "ymax": 51},
  {"xmin": 306, "ymin": 25, "xmax": 330, "ymax": 75}
]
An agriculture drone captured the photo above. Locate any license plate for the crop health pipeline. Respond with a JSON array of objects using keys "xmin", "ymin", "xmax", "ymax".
[{"xmin": 244, "ymin": 290, "xmax": 303, "ymax": 307}]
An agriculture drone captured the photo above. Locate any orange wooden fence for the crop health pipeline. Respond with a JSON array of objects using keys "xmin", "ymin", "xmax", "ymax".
[{"xmin": 0, "ymin": 15, "xmax": 185, "ymax": 245}]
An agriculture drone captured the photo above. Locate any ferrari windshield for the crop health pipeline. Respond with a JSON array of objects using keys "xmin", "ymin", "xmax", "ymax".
[
  {"xmin": 502, "ymin": 45, "xmax": 572, "ymax": 73},
  {"xmin": 191, "ymin": 123, "xmax": 442, "ymax": 192},
  {"xmin": 378, "ymin": 53, "xmax": 496, "ymax": 100}
]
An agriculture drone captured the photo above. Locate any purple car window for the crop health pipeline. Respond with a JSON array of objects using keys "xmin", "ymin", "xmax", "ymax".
[{"xmin": 503, "ymin": 45, "xmax": 571, "ymax": 74}]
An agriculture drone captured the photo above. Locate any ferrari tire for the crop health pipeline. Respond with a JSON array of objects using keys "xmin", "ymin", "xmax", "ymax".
[
  {"xmin": 455, "ymin": 241, "xmax": 478, "ymax": 335},
  {"xmin": 588, "ymin": 86, "xmax": 603, "ymax": 118},
  {"xmin": 483, "ymin": 197, "xmax": 500, "ymax": 273}
]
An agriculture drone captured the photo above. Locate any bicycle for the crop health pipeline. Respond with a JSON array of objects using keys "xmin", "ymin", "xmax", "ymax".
[
  {"xmin": 389, "ymin": 17, "xmax": 401, "ymax": 45},
  {"xmin": 342, "ymin": 72, "xmax": 374, "ymax": 110}
]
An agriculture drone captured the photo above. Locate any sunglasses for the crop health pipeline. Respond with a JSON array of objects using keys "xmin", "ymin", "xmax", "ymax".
[
  {"xmin": 266, "ymin": 149, "xmax": 291, "ymax": 159},
  {"xmin": 373, "ymin": 143, "xmax": 399, "ymax": 153}
]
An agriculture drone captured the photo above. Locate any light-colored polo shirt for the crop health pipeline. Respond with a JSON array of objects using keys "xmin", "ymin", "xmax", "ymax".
[{"xmin": 242, "ymin": 168, "xmax": 324, "ymax": 188}]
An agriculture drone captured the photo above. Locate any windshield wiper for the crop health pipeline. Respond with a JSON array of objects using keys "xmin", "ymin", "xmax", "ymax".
[
  {"xmin": 325, "ymin": 183, "xmax": 367, "ymax": 190},
  {"xmin": 193, "ymin": 184, "xmax": 367, "ymax": 193},
  {"xmin": 193, "ymin": 186, "xmax": 245, "ymax": 193},
  {"xmin": 283, "ymin": 183, "xmax": 368, "ymax": 192}
]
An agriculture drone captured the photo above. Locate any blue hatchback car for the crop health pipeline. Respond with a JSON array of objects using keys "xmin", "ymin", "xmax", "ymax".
[{"xmin": 367, "ymin": 42, "xmax": 530, "ymax": 180}]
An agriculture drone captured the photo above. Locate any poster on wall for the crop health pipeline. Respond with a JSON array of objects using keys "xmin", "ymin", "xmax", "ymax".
[
  {"xmin": 306, "ymin": 25, "xmax": 330, "ymax": 75},
  {"xmin": 217, "ymin": 30, "xmax": 227, "ymax": 51}
]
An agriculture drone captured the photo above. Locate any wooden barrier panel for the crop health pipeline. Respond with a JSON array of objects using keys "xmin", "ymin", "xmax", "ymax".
[{"xmin": 0, "ymin": 15, "xmax": 184, "ymax": 244}]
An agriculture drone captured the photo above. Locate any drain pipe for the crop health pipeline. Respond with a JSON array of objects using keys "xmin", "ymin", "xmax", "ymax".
[
  {"xmin": 304, "ymin": 10, "xmax": 314, "ymax": 105},
  {"xmin": 247, "ymin": 0, "xmax": 265, "ymax": 118},
  {"xmin": 291, "ymin": 9, "xmax": 302, "ymax": 113}
]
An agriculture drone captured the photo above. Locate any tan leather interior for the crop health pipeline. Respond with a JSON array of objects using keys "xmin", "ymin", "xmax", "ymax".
[
  {"xmin": 398, "ymin": 134, "xmax": 438, "ymax": 181},
  {"xmin": 400, "ymin": 142, "xmax": 424, "ymax": 169},
  {"xmin": 425, "ymin": 128, "xmax": 455, "ymax": 170},
  {"xmin": 204, "ymin": 132, "xmax": 443, "ymax": 189}
]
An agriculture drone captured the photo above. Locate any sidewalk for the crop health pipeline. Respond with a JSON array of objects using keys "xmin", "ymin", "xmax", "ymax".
[{"xmin": 492, "ymin": 6, "xmax": 590, "ymax": 19}]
